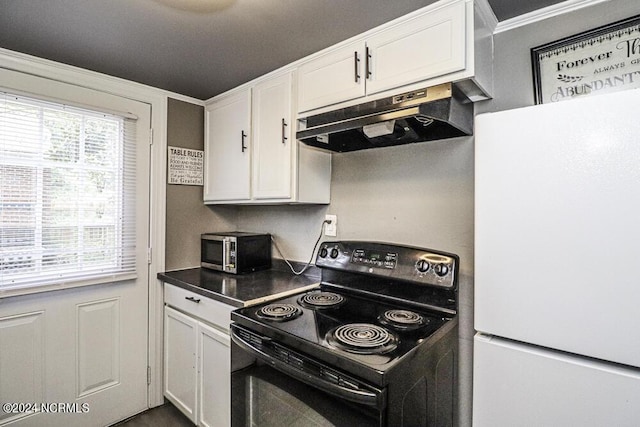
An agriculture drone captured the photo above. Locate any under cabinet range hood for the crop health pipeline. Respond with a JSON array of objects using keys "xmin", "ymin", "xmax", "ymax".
[{"xmin": 296, "ymin": 83, "xmax": 473, "ymax": 152}]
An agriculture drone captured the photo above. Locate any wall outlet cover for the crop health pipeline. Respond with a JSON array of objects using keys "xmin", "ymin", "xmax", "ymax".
[{"xmin": 325, "ymin": 215, "xmax": 337, "ymax": 236}]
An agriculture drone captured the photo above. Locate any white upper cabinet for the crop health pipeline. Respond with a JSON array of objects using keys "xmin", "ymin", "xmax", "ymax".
[
  {"xmin": 203, "ymin": 0, "xmax": 493, "ymax": 205},
  {"xmin": 297, "ymin": 40, "xmax": 366, "ymax": 113},
  {"xmin": 204, "ymin": 71, "xmax": 331, "ymax": 205},
  {"xmin": 296, "ymin": 0, "xmax": 493, "ymax": 114},
  {"xmin": 365, "ymin": 1, "xmax": 465, "ymax": 95},
  {"xmin": 252, "ymin": 72, "xmax": 293, "ymax": 200},
  {"xmin": 204, "ymin": 89, "xmax": 251, "ymax": 202}
]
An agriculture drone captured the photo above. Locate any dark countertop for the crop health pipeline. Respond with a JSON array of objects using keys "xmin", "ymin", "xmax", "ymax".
[{"xmin": 158, "ymin": 265, "xmax": 320, "ymax": 308}]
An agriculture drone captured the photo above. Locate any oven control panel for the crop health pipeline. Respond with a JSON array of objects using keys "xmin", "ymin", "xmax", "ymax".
[
  {"xmin": 350, "ymin": 249, "xmax": 398, "ymax": 269},
  {"xmin": 316, "ymin": 241, "xmax": 458, "ymax": 289}
]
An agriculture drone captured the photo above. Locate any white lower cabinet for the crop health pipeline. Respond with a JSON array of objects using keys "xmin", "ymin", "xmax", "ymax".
[
  {"xmin": 164, "ymin": 306, "xmax": 199, "ymax": 423},
  {"xmin": 198, "ymin": 322, "xmax": 231, "ymax": 427},
  {"xmin": 164, "ymin": 284, "xmax": 232, "ymax": 427}
]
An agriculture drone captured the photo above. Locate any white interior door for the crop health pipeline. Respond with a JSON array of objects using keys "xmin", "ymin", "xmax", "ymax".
[{"xmin": 0, "ymin": 69, "xmax": 150, "ymax": 426}]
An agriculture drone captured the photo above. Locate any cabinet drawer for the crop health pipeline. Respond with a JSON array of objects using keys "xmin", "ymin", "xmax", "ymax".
[{"xmin": 164, "ymin": 283, "xmax": 233, "ymax": 331}]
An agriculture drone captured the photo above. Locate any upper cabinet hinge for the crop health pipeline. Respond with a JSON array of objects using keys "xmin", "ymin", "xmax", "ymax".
[
  {"xmin": 147, "ymin": 247, "xmax": 152, "ymax": 264},
  {"xmin": 149, "ymin": 128, "xmax": 154, "ymax": 145},
  {"xmin": 147, "ymin": 366, "xmax": 152, "ymax": 385}
]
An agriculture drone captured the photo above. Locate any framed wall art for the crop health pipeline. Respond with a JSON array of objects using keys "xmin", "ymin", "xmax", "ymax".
[
  {"xmin": 532, "ymin": 15, "xmax": 640, "ymax": 104},
  {"xmin": 168, "ymin": 146, "xmax": 204, "ymax": 185}
]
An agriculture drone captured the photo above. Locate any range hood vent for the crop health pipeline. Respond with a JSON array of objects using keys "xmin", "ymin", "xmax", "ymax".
[{"xmin": 296, "ymin": 83, "xmax": 473, "ymax": 152}]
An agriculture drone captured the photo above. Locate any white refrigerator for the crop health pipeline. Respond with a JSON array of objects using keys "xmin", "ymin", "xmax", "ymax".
[{"xmin": 473, "ymin": 89, "xmax": 640, "ymax": 426}]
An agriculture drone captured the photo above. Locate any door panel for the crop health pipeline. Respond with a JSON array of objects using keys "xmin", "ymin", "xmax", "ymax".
[
  {"xmin": 0, "ymin": 68, "xmax": 150, "ymax": 426},
  {"xmin": 76, "ymin": 298, "xmax": 120, "ymax": 397},
  {"xmin": 0, "ymin": 312, "xmax": 45, "ymax": 425}
]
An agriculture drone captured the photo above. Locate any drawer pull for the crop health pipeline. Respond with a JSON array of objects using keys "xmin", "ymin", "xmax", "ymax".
[{"xmin": 185, "ymin": 296, "xmax": 201, "ymax": 303}]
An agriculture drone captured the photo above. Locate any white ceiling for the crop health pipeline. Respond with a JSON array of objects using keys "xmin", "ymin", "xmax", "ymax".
[{"xmin": 0, "ymin": 0, "xmax": 566, "ymax": 100}]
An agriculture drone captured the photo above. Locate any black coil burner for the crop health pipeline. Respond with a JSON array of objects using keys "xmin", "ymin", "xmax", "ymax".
[
  {"xmin": 298, "ymin": 291, "xmax": 345, "ymax": 309},
  {"xmin": 326, "ymin": 323, "xmax": 398, "ymax": 355},
  {"xmin": 378, "ymin": 309, "xmax": 429, "ymax": 331},
  {"xmin": 256, "ymin": 303, "xmax": 302, "ymax": 322}
]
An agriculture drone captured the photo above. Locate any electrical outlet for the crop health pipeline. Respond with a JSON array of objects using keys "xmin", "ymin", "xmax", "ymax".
[{"xmin": 324, "ymin": 214, "xmax": 337, "ymax": 237}]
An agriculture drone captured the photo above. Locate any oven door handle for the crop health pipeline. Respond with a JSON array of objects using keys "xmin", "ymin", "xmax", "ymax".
[{"xmin": 231, "ymin": 327, "xmax": 385, "ymax": 408}]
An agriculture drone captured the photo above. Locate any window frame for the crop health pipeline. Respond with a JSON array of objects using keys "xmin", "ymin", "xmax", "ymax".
[{"xmin": 0, "ymin": 77, "xmax": 151, "ymax": 300}]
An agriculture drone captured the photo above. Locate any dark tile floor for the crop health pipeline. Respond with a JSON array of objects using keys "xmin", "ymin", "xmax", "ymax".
[{"xmin": 112, "ymin": 402, "xmax": 193, "ymax": 427}]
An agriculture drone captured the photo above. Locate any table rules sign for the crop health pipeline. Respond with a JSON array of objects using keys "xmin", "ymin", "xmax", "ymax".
[{"xmin": 168, "ymin": 146, "xmax": 204, "ymax": 185}]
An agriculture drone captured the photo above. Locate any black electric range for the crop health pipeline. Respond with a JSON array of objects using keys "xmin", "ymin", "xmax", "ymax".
[{"xmin": 231, "ymin": 241, "xmax": 459, "ymax": 426}]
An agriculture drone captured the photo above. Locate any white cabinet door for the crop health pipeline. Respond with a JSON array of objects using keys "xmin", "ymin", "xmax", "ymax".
[
  {"xmin": 365, "ymin": 1, "xmax": 466, "ymax": 95},
  {"xmin": 297, "ymin": 40, "xmax": 366, "ymax": 113},
  {"xmin": 198, "ymin": 322, "xmax": 231, "ymax": 427},
  {"xmin": 204, "ymin": 89, "xmax": 251, "ymax": 202},
  {"xmin": 164, "ymin": 306, "xmax": 199, "ymax": 424},
  {"xmin": 252, "ymin": 72, "xmax": 293, "ymax": 200}
]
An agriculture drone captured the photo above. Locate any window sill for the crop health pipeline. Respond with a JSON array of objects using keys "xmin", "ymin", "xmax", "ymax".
[{"xmin": 0, "ymin": 273, "xmax": 138, "ymax": 299}]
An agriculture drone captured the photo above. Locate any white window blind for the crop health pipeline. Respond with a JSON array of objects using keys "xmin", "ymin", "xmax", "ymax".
[{"xmin": 0, "ymin": 92, "xmax": 137, "ymax": 292}]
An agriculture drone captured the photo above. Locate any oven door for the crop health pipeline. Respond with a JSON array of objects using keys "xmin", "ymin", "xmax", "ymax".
[{"xmin": 231, "ymin": 324, "xmax": 385, "ymax": 427}]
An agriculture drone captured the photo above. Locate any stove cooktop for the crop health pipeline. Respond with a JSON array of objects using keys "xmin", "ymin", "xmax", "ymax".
[
  {"xmin": 231, "ymin": 287, "xmax": 454, "ymax": 384},
  {"xmin": 231, "ymin": 241, "xmax": 459, "ymax": 386}
]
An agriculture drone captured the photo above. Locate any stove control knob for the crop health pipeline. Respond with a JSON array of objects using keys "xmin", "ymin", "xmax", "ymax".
[
  {"xmin": 434, "ymin": 263, "xmax": 450, "ymax": 277},
  {"xmin": 416, "ymin": 260, "xmax": 430, "ymax": 273},
  {"xmin": 319, "ymin": 247, "xmax": 328, "ymax": 258},
  {"xmin": 330, "ymin": 248, "xmax": 340, "ymax": 258}
]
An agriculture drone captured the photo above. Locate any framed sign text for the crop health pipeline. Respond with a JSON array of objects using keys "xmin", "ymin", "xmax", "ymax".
[{"xmin": 532, "ymin": 15, "xmax": 640, "ymax": 104}]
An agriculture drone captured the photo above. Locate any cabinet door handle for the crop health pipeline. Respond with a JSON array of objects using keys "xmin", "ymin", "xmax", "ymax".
[
  {"xmin": 365, "ymin": 46, "xmax": 372, "ymax": 79},
  {"xmin": 185, "ymin": 296, "xmax": 201, "ymax": 303},
  {"xmin": 281, "ymin": 118, "xmax": 288, "ymax": 144},
  {"xmin": 354, "ymin": 51, "xmax": 360, "ymax": 83},
  {"xmin": 241, "ymin": 130, "xmax": 247, "ymax": 152}
]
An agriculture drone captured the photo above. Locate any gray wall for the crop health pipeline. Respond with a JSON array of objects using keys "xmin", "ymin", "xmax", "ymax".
[
  {"xmin": 233, "ymin": 138, "xmax": 476, "ymax": 422},
  {"xmin": 166, "ymin": 2, "xmax": 640, "ymax": 423},
  {"xmin": 165, "ymin": 98, "xmax": 237, "ymax": 270},
  {"xmin": 483, "ymin": 0, "xmax": 640, "ymax": 113}
]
